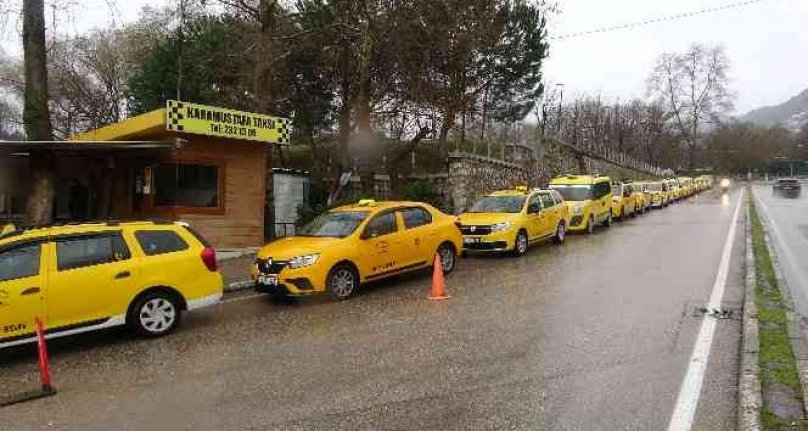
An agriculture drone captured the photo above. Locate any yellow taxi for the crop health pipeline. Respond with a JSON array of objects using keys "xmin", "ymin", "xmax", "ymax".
[
  {"xmin": 678, "ymin": 177, "xmax": 694, "ymax": 197},
  {"xmin": 631, "ymin": 182, "xmax": 651, "ymax": 214},
  {"xmin": 548, "ymin": 175, "xmax": 613, "ymax": 234},
  {"xmin": 252, "ymin": 200, "xmax": 462, "ymax": 300},
  {"xmin": 457, "ymin": 187, "xmax": 571, "ymax": 256},
  {"xmin": 646, "ymin": 181, "xmax": 670, "ymax": 208},
  {"xmin": 667, "ymin": 179, "xmax": 681, "ymax": 201},
  {"xmin": 611, "ymin": 181, "xmax": 638, "ymax": 219},
  {"xmin": 0, "ymin": 221, "xmax": 223, "ymax": 348}
]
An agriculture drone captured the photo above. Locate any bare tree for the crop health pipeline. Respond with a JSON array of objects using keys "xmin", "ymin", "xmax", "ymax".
[
  {"xmin": 647, "ymin": 44, "xmax": 734, "ymax": 169},
  {"xmin": 22, "ymin": 0, "xmax": 55, "ymax": 225}
]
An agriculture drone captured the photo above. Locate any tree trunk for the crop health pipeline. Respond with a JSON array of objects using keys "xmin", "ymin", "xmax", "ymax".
[
  {"xmin": 254, "ymin": 0, "xmax": 277, "ymax": 112},
  {"xmin": 23, "ymin": 0, "xmax": 54, "ymax": 226}
]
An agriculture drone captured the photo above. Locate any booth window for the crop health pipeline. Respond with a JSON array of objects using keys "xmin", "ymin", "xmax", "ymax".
[{"xmin": 153, "ymin": 163, "xmax": 220, "ymax": 208}]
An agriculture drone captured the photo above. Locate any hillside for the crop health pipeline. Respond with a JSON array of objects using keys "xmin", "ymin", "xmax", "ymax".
[{"xmin": 740, "ymin": 89, "xmax": 808, "ymax": 131}]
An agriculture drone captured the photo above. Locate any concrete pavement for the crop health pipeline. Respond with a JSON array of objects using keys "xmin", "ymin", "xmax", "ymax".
[{"xmin": 0, "ymin": 187, "xmax": 746, "ymax": 431}]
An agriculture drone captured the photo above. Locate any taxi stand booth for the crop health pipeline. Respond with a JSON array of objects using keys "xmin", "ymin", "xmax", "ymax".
[{"xmin": 61, "ymin": 101, "xmax": 291, "ymax": 249}]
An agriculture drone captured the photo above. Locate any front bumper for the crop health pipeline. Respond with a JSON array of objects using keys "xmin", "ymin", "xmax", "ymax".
[
  {"xmin": 461, "ymin": 231, "xmax": 513, "ymax": 252},
  {"xmin": 567, "ymin": 212, "xmax": 592, "ymax": 231},
  {"xmin": 253, "ymin": 258, "xmax": 323, "ymax": 296}
]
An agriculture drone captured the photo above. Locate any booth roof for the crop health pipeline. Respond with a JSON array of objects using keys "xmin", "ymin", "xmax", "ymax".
[{"xmin": 70, "ymin": 108, "xmax": 167, "ymax": 142}]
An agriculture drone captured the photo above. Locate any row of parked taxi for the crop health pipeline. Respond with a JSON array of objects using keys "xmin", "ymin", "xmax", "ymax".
[
  {"xmin": 251, "ymin": 175, "xmax": 714, "ymax": 300},
  {"xmin": 0, "ymin": 174, "xmax": 712, "ymax": 348}
]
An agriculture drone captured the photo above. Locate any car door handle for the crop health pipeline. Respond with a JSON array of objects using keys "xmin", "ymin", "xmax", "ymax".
[
  {"xmin": 21, "ymin": 287, "xmax": 40, "ymax": 296},
  {"xmin": 115, "ymin": 271, "xmax": 131, "ymax": 280}
]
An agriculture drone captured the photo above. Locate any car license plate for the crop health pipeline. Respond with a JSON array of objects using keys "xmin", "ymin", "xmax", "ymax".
[
  {"xmin": 464, "ymin": 236, "xmax": 482, "ymax": 244},
  {"xmin": 258, "ymin": 274, "xmax": 279, "ymax": 286}
]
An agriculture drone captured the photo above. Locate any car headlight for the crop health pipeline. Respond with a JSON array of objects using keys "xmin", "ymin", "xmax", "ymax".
[
  {"xmin": 288, "ymin": 254, "xmax": 320, "ymax": 269},
  {"xmin": 490, "ymin": 222, "xmax": 512, "ymax": 233},
  {"xmin": 572, "ymin": 205, "xmax": 584, "ymax": 215}
]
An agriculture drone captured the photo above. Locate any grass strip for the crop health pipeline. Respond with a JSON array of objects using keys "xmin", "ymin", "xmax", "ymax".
[{"xmin": 749, "ymin": 195, "xmax": 807, "ymax": 430}]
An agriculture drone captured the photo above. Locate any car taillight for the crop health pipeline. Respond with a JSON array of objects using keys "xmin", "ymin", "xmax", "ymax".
[{"xmin": 201, "ymin": 247, "xmax": 218, "ymax": 272}]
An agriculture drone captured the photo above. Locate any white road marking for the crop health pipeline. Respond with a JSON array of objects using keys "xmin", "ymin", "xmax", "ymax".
[{"xmin": 667, "ymin": 189, "xmax": 744, "ymax": 431}]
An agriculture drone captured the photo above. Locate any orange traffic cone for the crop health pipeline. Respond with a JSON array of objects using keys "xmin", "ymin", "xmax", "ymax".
[{"xmin": 429, "ymin": 253, "xmax": 450, "ymax": 301}]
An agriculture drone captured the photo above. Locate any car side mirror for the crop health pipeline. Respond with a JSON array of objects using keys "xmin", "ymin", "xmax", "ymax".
[{"xmin": 361, "ymin": 229, "xmax": 377, "ymax": 240}]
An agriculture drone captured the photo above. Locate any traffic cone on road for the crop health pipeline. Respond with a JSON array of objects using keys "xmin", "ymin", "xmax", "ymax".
[{"xmin": 429, "ymin": 253, "xmax": 450, "ymax": 301}]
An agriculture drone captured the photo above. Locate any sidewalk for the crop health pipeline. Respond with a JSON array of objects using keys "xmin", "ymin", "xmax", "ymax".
[{"xmin": 217, "ymin": 254, "xmax": 255, "ymax": 291}]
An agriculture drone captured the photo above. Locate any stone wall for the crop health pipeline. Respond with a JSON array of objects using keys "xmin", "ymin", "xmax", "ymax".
[
  {"xmin": 445, "ymin": 139, "xmax": 664, "ymax": 214},
  {"xmin": 447, "ymin": 152, "xmax": 529, "ymax": 213}
]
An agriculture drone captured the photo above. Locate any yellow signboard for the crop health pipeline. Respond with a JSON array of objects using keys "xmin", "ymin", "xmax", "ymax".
[{"xmin": 166, "ymin": 100, "xmax": 291, "ymax": 144}]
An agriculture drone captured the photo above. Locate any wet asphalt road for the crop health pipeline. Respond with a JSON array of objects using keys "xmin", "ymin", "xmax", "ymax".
[
  {"xmin": 753, "ymin": 183, "xmax": 808, "ymax": 318},
  {"xmin": 0, "ymin": 188, "xmax": 746, "ymax": 431}
]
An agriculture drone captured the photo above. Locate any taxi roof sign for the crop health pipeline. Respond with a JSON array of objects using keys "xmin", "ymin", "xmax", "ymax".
[{"xmin": 357, "ymin": 199, "xmax": 377, "ymax": 207}]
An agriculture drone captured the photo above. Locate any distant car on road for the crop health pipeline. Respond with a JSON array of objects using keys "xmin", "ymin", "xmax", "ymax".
[
  {"xmin": 772, "ymin": 178, "xmax": 801, "ymax": 191},
  {"xmin": 719, "ymin": 178, "xmax": 731, "ymax": 193},
  {"xmin": 0, "ymin": 221, "xmax": 223, "ymax": 348},
  {"xmin": 253, "ymin": 200, "xmax": 462, "ymax": 300},
  {"xmin": 457, "ymin": 187, "xmax": 570, "ymax": 256}
]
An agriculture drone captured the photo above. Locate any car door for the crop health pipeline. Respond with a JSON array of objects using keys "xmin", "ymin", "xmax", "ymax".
[
  {"xmin": 46, "ymin": 231, "xmax": 137, "ymax": 330},
  {"xmin": 540, "ymin": 193, "xmax": 559, "ymax": 234},
  {"xmin": 596, "ymin": 182, "xmax": 611, "ymax": 220},
  {"xmin": 0, "ymin": 239, "xmax": 47, "ymax": 343},
  {"xmin": 525, "ymin": 193, "xmax": 544, "ymax": 240},
  {"xmin": 356, "ymin": 211, "xmax": 403, "ymax": 280},
  {"xmin": 398, "ymin": 206, "xmax": 436, "ymax": 268}
]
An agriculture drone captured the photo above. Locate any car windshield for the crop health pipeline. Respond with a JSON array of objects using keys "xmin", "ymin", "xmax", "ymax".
[
  {"xmin": 648, "ymin": 183, "xmax": 663, "ymax": 191},
  {"xmin": 468, "ymin": 196, "xmax": 526, "ymax": 213},
  {"xmin": 549, "ymin": 184, "xmax": 593, "ymax": 201},
  {"xmin": 297, "ymin": 211, "xmax": 369, "ymax": 238},
  {"xmin": 779, "ymin": 179, "xmax": 799, "ymax": 184}
]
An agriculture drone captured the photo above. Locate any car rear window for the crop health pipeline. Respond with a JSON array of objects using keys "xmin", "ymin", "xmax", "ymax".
[
  {"xmin": 401, "ymin": 207, "xmax": 433, "ymax": 229},
  {"xmin": 135, "ymin": 230, "xmax": 189, "ymax": 256},
  {"xmin": 56, "ymin": 233, "xmax": 131, "ymax": 271}
]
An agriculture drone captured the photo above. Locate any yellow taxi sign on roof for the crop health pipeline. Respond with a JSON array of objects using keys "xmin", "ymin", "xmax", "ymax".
[{"xmin": 357, "ymin": 199, "xmax": 377, "ymax": 207}]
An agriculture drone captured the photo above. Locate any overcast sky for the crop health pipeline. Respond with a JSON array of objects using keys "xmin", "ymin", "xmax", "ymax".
[{"xmin": 2, "ymin": 0, "xmax": 806, "ymax": 114}]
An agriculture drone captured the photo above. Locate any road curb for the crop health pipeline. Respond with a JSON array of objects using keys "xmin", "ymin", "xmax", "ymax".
[
  {"xmin": 226, "ymin": 280, "xmax": 254, "ymax": 293},
  {"xmin": 739, "ymin": 196, "xmax": 762, "ymax": 431},
  {"xmin": 753, "ymin": 191, "xmax": 808, "ymax": 415}
]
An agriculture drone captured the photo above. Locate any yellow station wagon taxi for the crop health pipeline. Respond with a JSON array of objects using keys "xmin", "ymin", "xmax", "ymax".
[
  {"xmin": 548, "ymin": 175, "xmax": 613, "ymax": 233},
  {"xmin": 252, "ymin": 200, "xmax": 462, "ymax": 300},
  {"xmin": 457, "ymin": 187, "xmax": 570, "ymax": 256},
  {"xmin": 0, "ymin": 221, "xmax": 223, "ymax": 348}
]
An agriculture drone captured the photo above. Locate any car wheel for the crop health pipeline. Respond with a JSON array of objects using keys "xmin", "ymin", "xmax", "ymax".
[
  {"xmin": 327, "ymin": 264, "xmax": 359, "ymax": 300},
  {"xmin": 602, "ymin": 211, "xmax": 612, "ymax": 228},
  {"xmin": 437, "ymin": 242, "xmax": 457, "ymax": 274},
  {"xmin": 553, "ymin": 222, "xmax": 566, "ymax": 245},
  {"xmin": 129, "ymin": 292, "xmax": 182, "ymax": 337},
  {"xmin": 512, "ymin": 230, "xmax": 529, "ymax": 256}
]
